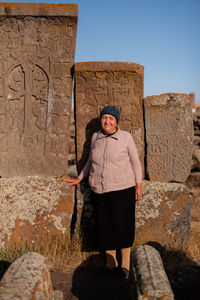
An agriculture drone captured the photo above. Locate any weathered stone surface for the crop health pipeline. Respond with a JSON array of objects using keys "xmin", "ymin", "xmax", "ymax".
[
  {"xmin": 0, "ymin": 252, "xmax": 63, "ymax": 300},
  {"xmin": 0, "ymin": 176, "xmax": 73, "ymax": 248},
  {"xmin": 186, "ymin": 172, "xmax": 200, "ymax": 188},
  {"xmin": 193, "ymin": 135, "xmax": 200, "ymax": 146},
  {"xmin": 0, "ymin": 2, "xmax": 77, "ymax": 16},
  {"xmin": 193, "ymin": 103, "xmax": 200, "ymax": 135},
  {"xmin": 131, "ymin": 245, "xmax": 174, "ymax": 300},
  {"xmin": 135, "ymin": 181, "xmax": 190, "ymax": 244},
  {"xmin": 189, "ymin": 92, "xmax": 195, "ymax": 109},
  {"xmin": 0, "ymin": 3, "xmax": 78, "ymax": 177},
  {"xmin": 144, "ymin": 93, "xmax": 193, "ymax": 182},
  {"xmin": 74, "ymin": 61, "xmax": 144, "ymax": 174},
  {"xmin": 191, "ymin": 148, "xmax": 200, "ymax": 171}
]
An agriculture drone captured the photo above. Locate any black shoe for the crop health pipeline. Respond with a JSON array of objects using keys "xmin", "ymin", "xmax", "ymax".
[
  {"xmin": 97, "ymin": 266, "xmax": 111, "ymax": 276},
  {"xmin": 120, "ymin": 267, "xmax": 129, "ymax": 280},
  {"xmin": 110, "ymin": 267, "xmax": 129, "ymax": 281}
]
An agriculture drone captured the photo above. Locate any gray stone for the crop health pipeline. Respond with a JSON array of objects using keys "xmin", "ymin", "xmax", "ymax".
[
  {"xmin": 68, "ymin": 164, "xmax": 78, "ymax": 177},
  {"xmin": 131, "ymin": 245, "xmax": 174, "ymax": 300},
  {"xmin": 53, "ymin": 290, "xmax": 64, "ymax": 300},
  {"xmin": 0, "ymin": 252, "xmax": 63, "ymax": 300},
  {"xmin": 144, "ymin": 93, "xmax": 193, "ymax": 182}
]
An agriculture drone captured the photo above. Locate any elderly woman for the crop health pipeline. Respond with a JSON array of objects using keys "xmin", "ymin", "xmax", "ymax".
[{"xmin": 66, "ymin": 105, "xmax": 142, "ymax": 279}]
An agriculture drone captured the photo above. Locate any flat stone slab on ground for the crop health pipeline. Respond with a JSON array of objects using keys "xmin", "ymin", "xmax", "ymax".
[{"xmin": 131, "ymin": 245, "xmax": 174, "ymax": 300}]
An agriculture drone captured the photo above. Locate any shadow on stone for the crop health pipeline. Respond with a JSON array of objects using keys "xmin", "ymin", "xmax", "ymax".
[
  {"xmin": 71, "ymin": 254, "xmax": 136, "ymax": 300},
  {"xmin": 71, "ymin": 117, "xmax": 101, "ymax": 251},
  {"xmin": 77, "ymin": 118, "xmax": 101, "ymax": 174},
  {"xmin": 78, "ymin": 181, "xmax": 98, "ymax": 252},
  {"xmin": 0, "ymin": 261, "xmax": 11, "ymax": 280},
  {"xmin": 146, "ymin": 241, "xmax": 200, "ymax": 300}
]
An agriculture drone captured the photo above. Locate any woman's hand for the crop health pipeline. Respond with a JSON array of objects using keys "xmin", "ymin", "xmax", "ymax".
[
  {"xmin": 62, "ymin": 177, "xmax": 81, "ymax": 186},
  {"xmin": 135, "ymin": 183, "xmax": 142, "ymax": 201}
]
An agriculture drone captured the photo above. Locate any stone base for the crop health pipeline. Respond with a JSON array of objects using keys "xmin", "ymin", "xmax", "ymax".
[
  {"xmin": 135, "ymin": 181, "xmax": 190, "ymax": 245},
  {"xmin": 0, "ymin": 176, "xmax": 74, "ymax": 248}
]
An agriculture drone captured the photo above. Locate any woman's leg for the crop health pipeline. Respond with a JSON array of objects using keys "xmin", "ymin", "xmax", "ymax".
[
  {"xmin": 121, "ymin": 247, "xmax": 131, "ymax": 271},
  {"xmin": 105, "ymin": 249, "xmax": 117, "ymax": 269}
]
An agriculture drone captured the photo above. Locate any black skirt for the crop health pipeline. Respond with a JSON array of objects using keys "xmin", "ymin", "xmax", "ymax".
[{"xmin": 92, "ymin": 186, "xmax": 136, "ymax": 250}]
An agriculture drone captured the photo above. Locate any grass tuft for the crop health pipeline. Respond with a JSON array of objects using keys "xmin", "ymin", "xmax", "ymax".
[{"xmin": 0, "ymin": 232, "xmax": 91, "ymax": 270}]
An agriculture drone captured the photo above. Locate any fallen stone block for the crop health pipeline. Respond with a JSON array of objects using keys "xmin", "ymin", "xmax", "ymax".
[
  {"xmin": 0, "ymin": 176, "xmax": 74, "ymax": 248},
  {"xmin": 135, "ymin": 181, "xmax": 190, "ymax": 245},
  {"xmin": 131, "ymin": 245, "xmax": 174, "ymax": 300},
  {"xmin": 0, "ymin": 252, "xmax": 63, "ymax": 300},
  {"xmin": 144, "ymin": 93, "xmax": 193, "ymax": 182}
]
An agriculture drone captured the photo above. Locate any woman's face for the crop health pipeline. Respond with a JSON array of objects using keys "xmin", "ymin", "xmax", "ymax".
[{"xmin": 101, "ymin": 114, "xmax": 118, "ymax": 134}]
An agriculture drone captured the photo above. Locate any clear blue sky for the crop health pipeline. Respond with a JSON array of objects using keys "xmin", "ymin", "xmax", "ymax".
[{"xmin": 3, "ymin": 0, "xmax": 200, "ymax": 102}]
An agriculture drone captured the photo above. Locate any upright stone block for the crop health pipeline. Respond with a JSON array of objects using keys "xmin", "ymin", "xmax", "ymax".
[
  {"xmin": 74, "ymin": 62, "xmax": 144, "ymax": 173},
  {"xmin": 0, "ymin": 3, "xmax": 78, "ymax": 177},
  {"xmin": 144, "ymin": 93, "xmax": 193, "ymax": 182},
  {"xmin": 135, "ymin": 181, "xmax": 190, "ymax": 245}
]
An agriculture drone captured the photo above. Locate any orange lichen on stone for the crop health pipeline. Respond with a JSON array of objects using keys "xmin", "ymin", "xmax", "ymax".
[{"xmin": 151, "ymin": 107, "xmax": 167, "ymax": 116}]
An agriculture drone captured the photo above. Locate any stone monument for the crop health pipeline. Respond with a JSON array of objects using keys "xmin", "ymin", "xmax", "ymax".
[
  {"xmin": 0, "ymin": 2, "xmax": 78, "ymax": 177},
  {"xmin": 144, "ymin": 93, "xmax": 193, "ymax": 182},
  {"xmin": 74, "ymin": 61, "xmax": 144, "ymax": 174}
]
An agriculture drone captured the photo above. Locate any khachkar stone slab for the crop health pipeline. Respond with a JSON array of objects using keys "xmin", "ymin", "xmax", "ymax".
[
  {"xmin": 131, "ymin": 245, "xmax": 174, "ymax": 300},
  {"xmin": 0, "ymin": 176, "xmax": 74, "ymax": 248},
  {"xmin": 144, "ymin": 93, "xmax": 193, "ymax": 182},
  {"xmin": 0, "ymin": 252, "xmax": 63, "ymax": 300},
  {"xmin": 74, "ymin": 61, "xmax": 144, "ymax": 173},
  {"xmin": 0, "ymin": 3, "xmax": 78, "ymax": 177},
  {"xmin": 135, "ymin": 181, "xmax": 190, "ymax": 245}
]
